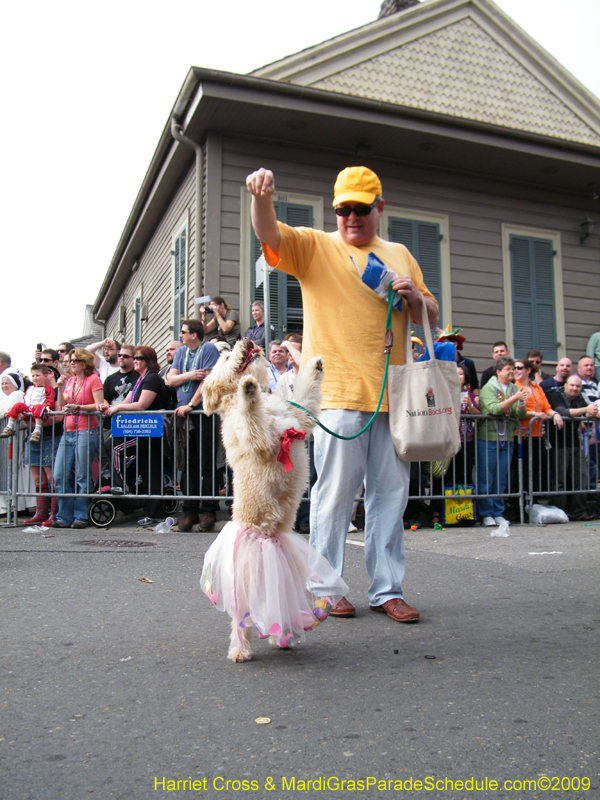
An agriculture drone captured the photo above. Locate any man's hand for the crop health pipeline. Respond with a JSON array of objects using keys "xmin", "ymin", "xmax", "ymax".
[
  {"xmin": 247, "ymin": 169, "xmax": 280, "ymax": 253},
  {"xmin": 175, "ymin": 405, "xmax": 192, "ymax": 418},
  {"xmin": 391, "ymin": 276, "xmax": 439, "ymax": 327},
  {"xmin": 246, "ymin": 169, "xmax": 275, "ymax": 196},
  {"xmin": 391, "ymin": 275, "xmax": 421, "ymax": 307},
  {"xmin": 190, "ymin": 369, "xmax": 209, "ymax": 381}
]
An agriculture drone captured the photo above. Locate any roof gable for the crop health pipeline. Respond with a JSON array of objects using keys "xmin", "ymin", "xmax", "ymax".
[{"xmin": 252, "ymin": 0, "xmax": 600, "ymax": 147}]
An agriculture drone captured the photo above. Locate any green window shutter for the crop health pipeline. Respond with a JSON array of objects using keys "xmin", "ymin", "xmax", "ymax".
[
  {"xmin": 173, "ymin": 229, "xmax": 186, "ymax": 330},
  {"xmin": 134, "ymin": 297, "xmax": 141, "ymax": 346},
  {"xmin": 388, "ymin": 217, "xmax": 441, "ymax": 341},
  {"xmin": 510, "ymin": 235, "xmax": 557, "ymax": 360},
  {"xmin": 251, "ymin": 202, "xmax": 313, "ymax": 338}
]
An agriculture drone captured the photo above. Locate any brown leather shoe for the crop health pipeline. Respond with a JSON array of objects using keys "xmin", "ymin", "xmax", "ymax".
[
  {"xmin": 370, "ymin": 598, "xmax": 420, "ymax": 623},
  {"xmin": 198, "ymin": 512, "xmax": 217, "ymax": 532},
  {"xmin": 177, "ymin": 513, "xmax": 198, "ymax": 532},
  {"xmin": 329, "ymin": 597, "xmax": 356, "ymax": 617}
]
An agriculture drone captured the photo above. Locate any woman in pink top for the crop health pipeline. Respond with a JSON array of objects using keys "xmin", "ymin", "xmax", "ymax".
[{"xmin": 52, "ymin": 349, "xmax": 104, "ymax": 528}]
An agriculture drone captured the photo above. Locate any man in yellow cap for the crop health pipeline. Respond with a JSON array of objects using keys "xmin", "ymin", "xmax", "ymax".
[{"xmin": 246, "ymin": 166, "xmax": 438, "ymax": 623}]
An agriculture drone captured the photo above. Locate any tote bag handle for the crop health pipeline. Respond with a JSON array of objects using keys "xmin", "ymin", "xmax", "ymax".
[{"xmin": 404, "ymin": 294, "xmax": 436, "ymax": 365}]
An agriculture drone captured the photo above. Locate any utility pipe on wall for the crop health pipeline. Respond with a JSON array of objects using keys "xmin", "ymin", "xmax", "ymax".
[{"xmin": 170, "ymin": 119, "xmax": 204, "ymax": 320}]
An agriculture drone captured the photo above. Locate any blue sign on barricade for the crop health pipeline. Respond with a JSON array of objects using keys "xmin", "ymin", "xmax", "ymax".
[{"xmin": 111, "ymin": 414, "xmax": 164, "ymax": 438}]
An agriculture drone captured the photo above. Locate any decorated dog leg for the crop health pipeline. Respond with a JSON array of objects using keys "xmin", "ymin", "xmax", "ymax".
[
  {"xmin": 228, "ymin": 616, "xmax": 253, "ymax": 663},
  {"xmin": 234, "ymin": 375, "xmax": 275, "ymax": 457},
  {"xmin": 291, "ymin": 356, "xmax": 324, "ymax": 428}
]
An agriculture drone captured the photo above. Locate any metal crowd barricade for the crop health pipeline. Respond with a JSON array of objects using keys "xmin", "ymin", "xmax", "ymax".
[
  {"xmin": 527, "ymin": 412, "xmax": 598, "ymax": 517},
  {"xmin": 408, "ymin": 414, "xmax": 526, "ymax": 525},
  {"xmin": 2, "ymin": 409, "xmax": 231, "ymax": 528},
  {"xmin": 1, "ymin": 410, "xmax": 598, "ymax": 528}
]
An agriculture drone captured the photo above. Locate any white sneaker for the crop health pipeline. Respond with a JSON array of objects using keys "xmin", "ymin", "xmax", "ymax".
[
  {"xmin": 494, "ymin": 516, "xmax": 510, "ymax": 525},
  {"xmin": 482, "ymin": 516, "xmax": 496, "ymax": 527},
  {"xmin": 348, "ymin": 522, "xmax": 357, "ymax": 533}
]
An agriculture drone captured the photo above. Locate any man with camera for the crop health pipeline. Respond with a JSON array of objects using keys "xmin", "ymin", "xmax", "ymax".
[{"xmin": 168, "ymin": 319, "xmax": 220, "ymax": 532}]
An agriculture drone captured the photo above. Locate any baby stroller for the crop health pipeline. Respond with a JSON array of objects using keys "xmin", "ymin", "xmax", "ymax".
[{"xmin": 89, "ymin": 436, "xmax": 179, "ymax": 528}]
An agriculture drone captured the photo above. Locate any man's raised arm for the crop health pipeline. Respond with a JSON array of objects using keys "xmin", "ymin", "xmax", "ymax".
[{"xmin": 246, "ymin": 169, "xmax": 281, "ymax": 255}]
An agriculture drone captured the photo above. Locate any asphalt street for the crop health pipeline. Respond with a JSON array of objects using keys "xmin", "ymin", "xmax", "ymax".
[{"xmin": 1, "ymin": 516, "xmax": 599, "ymax": 800}]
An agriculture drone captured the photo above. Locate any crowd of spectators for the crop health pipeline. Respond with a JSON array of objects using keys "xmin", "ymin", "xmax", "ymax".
[
  {"xmin": 1, "ymin": 323, "xmax": 599, "ymax": 529},
  {"xmin": 444, "ymin": 338, "xmax": 600, "ymax": 524}
]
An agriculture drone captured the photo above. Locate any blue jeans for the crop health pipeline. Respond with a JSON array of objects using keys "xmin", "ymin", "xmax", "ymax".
[
  {"xmin": 309, "ymin": 410, "xmax": 410, "ymax": 606},
  {"xmin": 477, "ymin": 438, "xmax": 513, "ymax": 518},
  {"xmin": 54, "ymin": 428, "xmax": 99, "ymax": 525}
]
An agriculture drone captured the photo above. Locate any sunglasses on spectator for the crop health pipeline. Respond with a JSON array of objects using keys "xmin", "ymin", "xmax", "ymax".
[
  {"xmin": 118, "ymin": 353, "xmax": 132, "ymax": 358},
  {"xmin": 514, "ymin": 365, "xmax": 525, "ymax": 370},
  {"xmin": 132, "ymin": 356, "xmax": 147, "ymax": 361},
  {"xmin": 58, "ymin": 349, "xmax": 67, "ymax": 353},
  {"xmin": 40, "ymin": 357, "xmax": 53, "ymax": 363},
  {"xmin": 335, "ymin": 199, "xmax": 379, "ymax": 217}
]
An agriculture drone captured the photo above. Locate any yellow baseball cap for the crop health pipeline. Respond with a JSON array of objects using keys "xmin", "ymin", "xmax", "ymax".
[{"xmin": 333, "ymin": 166, "xmax": 383, "ymax": 206}]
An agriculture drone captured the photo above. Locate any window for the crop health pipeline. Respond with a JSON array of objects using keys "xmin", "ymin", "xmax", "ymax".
[
  {"xmin": 251, "ymin": 203, "xmax": 312, "ymax": 337},
  {"xmin": 240, "ymin": 190, "xmax": 323, "ymax": 338},
  {"xmin": 502, "ymin": 225, "xmax": 565, "ymax": 362},
  {"xmin": 133, "ymin": 292, "xmax": 142, "ymax": 347},
  {"xmin": 172, "ymin": 218, "xmax": 188, "ymax": 332},
  {"xmin": 381, "ymin": 207, "xmax": 451, "ymax": 338}
]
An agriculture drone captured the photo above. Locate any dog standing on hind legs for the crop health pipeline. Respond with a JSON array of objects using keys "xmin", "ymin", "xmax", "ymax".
[{"xmin": 201, "ymin": 339, "xmax": 347, "ymax": 662}]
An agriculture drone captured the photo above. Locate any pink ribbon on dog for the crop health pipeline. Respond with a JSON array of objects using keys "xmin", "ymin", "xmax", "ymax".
[{"xmin": 277, "ymin": 428, "xmax": 306, "ymax": 472}]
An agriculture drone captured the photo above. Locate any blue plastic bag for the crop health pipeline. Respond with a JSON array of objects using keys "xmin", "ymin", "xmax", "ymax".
[
  {"xmin": 361, "ymin": 252, "xmax": 403, "ymax": 312},
  {"xmin": 417, "ymin": 341, "xmax": 457, "ymax": 363}
]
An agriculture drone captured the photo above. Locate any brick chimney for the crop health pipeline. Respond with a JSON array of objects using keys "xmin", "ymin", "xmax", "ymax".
[{"xmin": 378, "ymin": 0, "xmax": 420, "ymax": 18}]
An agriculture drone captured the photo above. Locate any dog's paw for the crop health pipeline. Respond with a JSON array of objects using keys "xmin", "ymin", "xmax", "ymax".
[
  {"xmin": 304, "ymin": 355, "xmax": 324, "ymax": 377},
  {"xmin": 228, "ymin": 644, "xmax": 252, "ymax": 662},
  {"xmin": 239, "ymin": 374, "xmax": 259, "ymax": 399}
]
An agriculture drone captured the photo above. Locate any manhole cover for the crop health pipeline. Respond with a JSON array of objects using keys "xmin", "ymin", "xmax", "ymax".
[{"xmin": 76, "ymin": 540, "xmax": 156, "ymax": 548}]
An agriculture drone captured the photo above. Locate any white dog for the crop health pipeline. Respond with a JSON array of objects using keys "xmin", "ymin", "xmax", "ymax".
[{"xmin": 201, "ymin": 339, "xmax": 347, "ymax": 662}]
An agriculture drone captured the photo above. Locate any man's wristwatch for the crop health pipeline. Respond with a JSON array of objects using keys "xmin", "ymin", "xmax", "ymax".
[{"xmin": 188, "ymin": 402, "xmax": 195, "ymax": 410}]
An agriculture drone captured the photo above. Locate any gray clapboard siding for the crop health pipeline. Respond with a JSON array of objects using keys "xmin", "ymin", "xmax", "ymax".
[
  {"xmin": 104, "ymin": 165, "xmax": 197, "ymax": 360},
  {"xmin": 98, "ymin": 136, "xmax": 597, "ymax": 372},
  {"xmin": 218, "ymin": 139, "xmax": 599, "ymax": 366}
]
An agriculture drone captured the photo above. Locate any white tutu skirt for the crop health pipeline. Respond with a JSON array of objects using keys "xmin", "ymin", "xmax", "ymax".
[{"xmin": 201, "ymin": 522, "xmax": 348, "ymax": 647}]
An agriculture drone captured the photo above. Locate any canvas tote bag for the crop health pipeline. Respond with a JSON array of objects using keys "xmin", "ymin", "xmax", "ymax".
[{"xmin": 388, "ymin": 297, "xmax": 461, "ymax": 462}]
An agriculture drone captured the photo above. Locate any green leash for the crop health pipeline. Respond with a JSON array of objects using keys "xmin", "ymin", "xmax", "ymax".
[{"xmin": 286, "ymin": 283, "xmax": 395, "ymax": 441}]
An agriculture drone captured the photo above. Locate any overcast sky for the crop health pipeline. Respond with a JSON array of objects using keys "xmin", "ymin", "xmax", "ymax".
[{"xmin": 2, "ymin": 0, "xmax": 599, "ymax": 373}]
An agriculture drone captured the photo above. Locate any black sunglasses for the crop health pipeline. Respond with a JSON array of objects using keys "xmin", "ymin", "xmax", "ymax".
[
  {"xmin": 40, "ymin": 357, "xmax": 53, "ymax": 363},
  {"xmin": 132, "ymin": 356, "xmax": 147, "ymax": 361},
  {"xmin": 118, "ymin": 353, "xmax": 132, "ymax": 358},
  {"xmin": 335, "ymin": 199, "xmax": 379, "ymax": 217}
]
